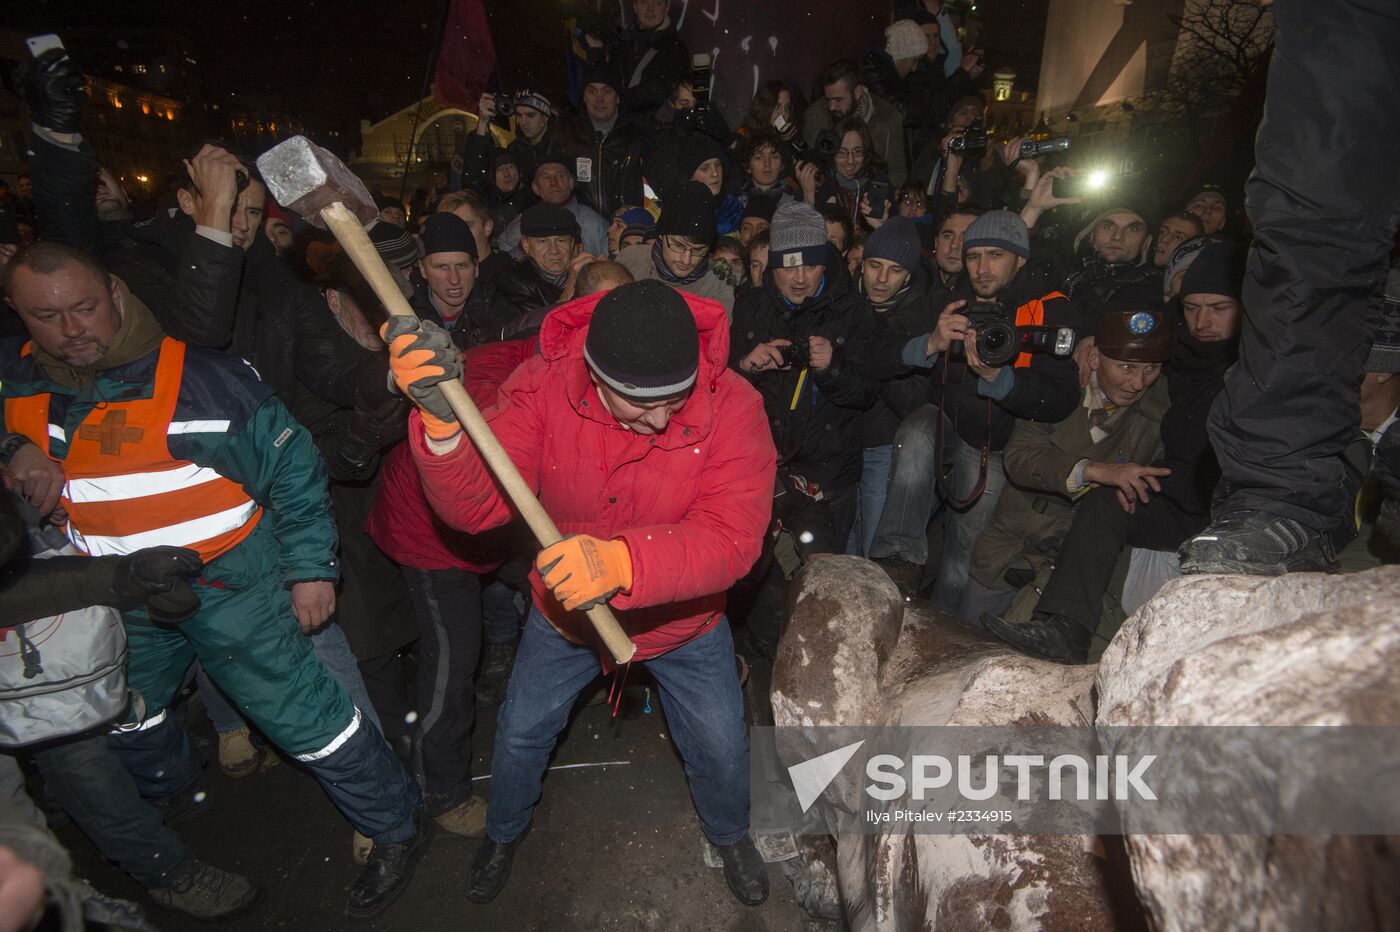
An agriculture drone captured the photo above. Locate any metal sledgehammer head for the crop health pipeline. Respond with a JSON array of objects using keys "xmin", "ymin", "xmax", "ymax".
[{"xmin": 256, "ymin": 136, "xmax": 379, "ymax": 228}]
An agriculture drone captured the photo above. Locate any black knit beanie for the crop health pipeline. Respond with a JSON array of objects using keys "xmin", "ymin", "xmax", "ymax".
[
  {"xmin": 584, "ymin": 280, "xmax": 700, "ymax": 400},
  {"xmin": 656, "ymin": 181, "xmax": 718, "ymax": 245}
]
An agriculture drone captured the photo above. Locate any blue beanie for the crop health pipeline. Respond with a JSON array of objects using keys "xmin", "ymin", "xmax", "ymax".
[{"xmin": 863, "ymin": 216, "xmax": 921, "ymax": 272}]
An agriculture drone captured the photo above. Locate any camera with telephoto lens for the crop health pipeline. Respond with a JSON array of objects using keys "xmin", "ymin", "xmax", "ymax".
[
  {"xmin": 951, "ymin": 301, "xmax": 1077, "ymax": 368},
  {"xmin": 790, "ymin": 127, "xmax": 841, "ymax": 172},
  {"xmin": 948, "ymin": 119, "xmax": 990, "ymax": 156},
  {"xmin": 779, "ymin": 338, "xmax": 811, "ymax": 369},
  {"xmin": 1019, "ymin": 136, "xmax": 1071, "ymax": 159}
]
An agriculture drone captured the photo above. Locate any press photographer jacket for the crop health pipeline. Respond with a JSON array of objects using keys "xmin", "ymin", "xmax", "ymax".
[{"xmin": 865, "ymin": 283, "xmax": 1081, "ymax": 451}]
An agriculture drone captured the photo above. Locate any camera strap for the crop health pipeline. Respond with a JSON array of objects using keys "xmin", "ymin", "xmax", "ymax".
[{"xmin": 935, "ymin": 353, "xmax": 993, "ymax": 509}]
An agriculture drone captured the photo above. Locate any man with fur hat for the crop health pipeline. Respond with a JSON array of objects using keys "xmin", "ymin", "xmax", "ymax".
[
  {"xmin": 983, "ymin": 242, "xmax": 1246, "ymax": 662},
  {"xmin": 384, "ymin": 279, "xmax": 777, "ymax": 907},
  {"xmin": 616, "ymin": 180, "xmax": 734, "ymax": 315},
  {"xmin": 965, "ymin": 304, "xmax": 1176, "ymax": 627}
]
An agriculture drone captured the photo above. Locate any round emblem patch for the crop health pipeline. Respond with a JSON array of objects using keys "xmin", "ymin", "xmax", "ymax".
[{"xmin": 1128, "ymin": 311, "xmax": 1157, "ymax": 335}]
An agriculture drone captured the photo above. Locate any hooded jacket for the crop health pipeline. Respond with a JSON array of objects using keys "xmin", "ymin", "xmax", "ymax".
[
  {"xmin": 858, "ymin": 261, "xmax": 934, "ymax": 447},
  {"xmin": 407, "ymin": 291, "xmax": 775, "ymax": 665},
  {"xmin": 729, "ymin": 270, "xmax": 881, "ymax": 490}
]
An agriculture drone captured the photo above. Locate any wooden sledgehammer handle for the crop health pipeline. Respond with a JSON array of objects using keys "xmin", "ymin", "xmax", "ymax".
[{"xmin": 321, "ymin": 201, "xmax": 637, "ymax": 664}]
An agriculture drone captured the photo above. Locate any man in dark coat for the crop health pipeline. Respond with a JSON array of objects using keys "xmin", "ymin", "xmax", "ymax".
[{"xmin": 557, "ymin": 64, "xmax": 646, "ymax": 218}]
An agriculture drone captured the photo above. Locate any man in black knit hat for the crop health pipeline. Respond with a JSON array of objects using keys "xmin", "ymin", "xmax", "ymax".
[
  {"xmin": 409, "ymin": 212, "xmax": 510, "ymax": 351},
  {"xmin": 384, "ymin": 279, "xmax": 777, "ymax": 908},
  {"xmin": 616, "ymin": 180, "xmax": 733, "ymax": 314}
]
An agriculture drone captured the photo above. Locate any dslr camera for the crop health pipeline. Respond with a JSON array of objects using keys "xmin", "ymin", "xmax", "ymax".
[
  {"xmin": 779, "ymin": 339, "xmax": 811, "ymax": 369},
  {"xmin": 947, "ymin": 119, "xmax": 990, "ymax": 157},
  {"xmin": 950, "ymin": 301, "xmax": 1077, "ymax": 368},
  {"xmin": 790, "ymin": 126, "xmax": 841, "ymax": 171}
]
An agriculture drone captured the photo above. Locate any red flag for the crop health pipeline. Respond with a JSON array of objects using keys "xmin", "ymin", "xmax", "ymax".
[{"xmin": 433, "ymin": 0, "xmax": 496, "ymax": 113}]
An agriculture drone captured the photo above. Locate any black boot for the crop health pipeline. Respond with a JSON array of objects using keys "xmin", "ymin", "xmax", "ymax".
[
  {"xmin": 1179, "ymin": 509, "xmax": 1338, "ymax": 576},
  {"xmin": 716, "ymin": 835, "xmax": 769, "ymax": 906},
  {"xmin": 475, "ymin": 640, "xmax": 518, "ymax": 708},
  {"xmin": 466, "ymin": 835, "xmax": 522, "ymax": 904},
  {"xmin": 981, "ymin": 611, "xmax": 1091, "ymax": 664},
  {"xmin": 346, "ymin": 808, "xmax": 435, "ymax": 920}
]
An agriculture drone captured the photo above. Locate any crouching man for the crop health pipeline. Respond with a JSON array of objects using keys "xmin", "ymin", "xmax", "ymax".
[
  {"xmin": 0, "ymin": 243, "xmax": 428, "ymax": 921},
  {"xmin": 961, "ymin": 306, "xmax": 1175, "ymax": 626},
  {"xmin": 386, "ymin": 280, "xmax": 777, "ymax": 906}
]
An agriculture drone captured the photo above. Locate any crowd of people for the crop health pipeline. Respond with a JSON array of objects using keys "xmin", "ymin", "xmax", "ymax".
[{"xmin": 0, "ymin": 0, "xmax": 1397, "ymax": 927}]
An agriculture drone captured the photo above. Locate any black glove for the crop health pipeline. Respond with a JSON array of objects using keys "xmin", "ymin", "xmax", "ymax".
[
  {"xmin": 337, "ymin": 396, "xmax": 410, "ymax": 473},
  {"xmin": 111, "ymin": 546, "xmax": 204, "ymax": 623},
  {"xmin": 17, "ymin": 48, "xmax": 86, "ymax": 134}
]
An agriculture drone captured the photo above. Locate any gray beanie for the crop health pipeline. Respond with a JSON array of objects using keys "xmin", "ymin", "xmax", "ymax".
[
  {"xmin": 962, "ymin": 209, "xmax": 1030, "ymax": 259},
  {"xmin": 863, "ymin": 216, "xmax": 921, "ymax": 273},
  {"xmin": 769, "ymin": 200, "xmax": 830, "ymax": 269}
]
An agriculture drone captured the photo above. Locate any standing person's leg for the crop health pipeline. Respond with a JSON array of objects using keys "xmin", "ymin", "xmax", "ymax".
[
  {"xmin": 401, "ymin": 566, "xmax": 484, "ymax": 831},
  {"xmin": 644, "ymin": 620, "xmax": 749, "ymax": 846},
  {"xmin": 477, "ymin": 578, "xmax": 523, "ymax": 709},
  {"xmin": 468, "ymin": 608, "xmax": 601, "ymax": 904},
  {"xmin": 849, "ymin": 444, "xmax": 894, "ymax": 557},
  {"xmin": 357, "ymin": 650, "xmax": 413, "ymax": 745},
  {"xmin": 481, "ymin": 609, "xmax": 602, "ymax": 843},
  {"xmin": 195, "ymin": 662, "xmax": 271, "ymax": 780},
  {"xmin": 29, "ymin": 733, "xmax": 194, "ymax": 889},
  {"xmin": 1033, "ymin": 486, "xmax": 1136, "ymax": 631},
  {"xmin": 870, "ymin": 405, "xmax": 941, "ymax": 565},
  {"xmin": 646, "ymin": 618, "xmax": 768, "ymax": 906},
  {"xmin": 1189, "ymin": 0, "xmax": 1400, "ymax": 573},
  {"xmin": 933, "ymin": 438, "xmax": 1007, "ymax": 614},
  {"xmin": 308, "ymin": 623, "xmax": 383, "ymax": 735}
]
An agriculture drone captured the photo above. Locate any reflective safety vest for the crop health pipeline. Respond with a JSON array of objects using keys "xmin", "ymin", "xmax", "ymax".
[
  {"xmin": 1012, "ymin": 292, "xmax": 1067, "ymax": 370},
  {"xmin": 3, "ymin": 338, "xmax": 262, "ymax": 562}
]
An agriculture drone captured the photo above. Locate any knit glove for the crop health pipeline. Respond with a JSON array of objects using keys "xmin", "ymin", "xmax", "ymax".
[
  {"xmin": 381, "ymin": 316, "xmax": 463, "ymax": 441},
  {"xmin": 535, "ymin": 535, "xmax": 633, "ymax": 612},
  {"xmin": 111, "ymin": 546, "xmax": 204, "ymax": 623},
  {"xmin": 17, "ymin": 48, "xmax": 86, "ymax": 134}
]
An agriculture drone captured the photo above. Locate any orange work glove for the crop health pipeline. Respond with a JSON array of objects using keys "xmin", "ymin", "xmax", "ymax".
[
  {"xmin": 380, "ymin": 317, "xmax": 462, "ymax": 440},
  {"xmin": 535, "ymin": 535, "xmax": 633, "ymax": 612}
]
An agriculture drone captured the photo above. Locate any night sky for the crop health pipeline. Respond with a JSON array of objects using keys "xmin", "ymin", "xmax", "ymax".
[{"xmin": 10, "ymin": 0, "xmax": 1050, "ymax": 136}]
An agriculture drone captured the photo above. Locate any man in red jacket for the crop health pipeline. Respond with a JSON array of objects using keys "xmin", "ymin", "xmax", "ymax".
[{"xmin": 384, "ymin": 280, "xmax": 777, "ymax": 906}]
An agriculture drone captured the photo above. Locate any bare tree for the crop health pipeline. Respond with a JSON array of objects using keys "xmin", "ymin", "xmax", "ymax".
[{"xmin": 1134, "ymin": 0, "xmax": 1274, "ymax": 156}]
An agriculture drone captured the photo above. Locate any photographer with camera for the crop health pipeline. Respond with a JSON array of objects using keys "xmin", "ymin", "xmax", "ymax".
[
  {"xmin": 456, "ymin": 89, "xmax": 562, "ymax": 201},
  {"xmin": 729, "ymin": 201, "xmax": 880, "ymax": 656},
  {"xmin": 808, "ymin": 118, "xmax": 895, "ymax": 237},
  {"xmin": 864, "ymin": 210, "xmax": 1079, "ymax": 612},
  {"xmin": 800, "ymin": 60, "xmax": 907, "ymax": 187}
]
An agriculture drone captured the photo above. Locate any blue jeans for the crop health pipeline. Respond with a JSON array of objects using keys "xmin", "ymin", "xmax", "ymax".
[
  {"xmin": 197, "ymin": 623, "xmax": 384, "ymax": 736},
  {"xmin": 871, "ymin": 405, "xmax": 1007, "ymax": 613},
  {"xmin": 27, "ymin": 732, "xmax": 194, "ymax": 887},
  {"xmin": 482, "ymin": 579, "xmax": 524, "ymax": 644},
  {"xmin": 847, "ymin": 444, "xmax": 894, "ymax": 557},
  {"xmin": 486, "ymin": 609, "xmax": 748, "ymax": 846}
]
